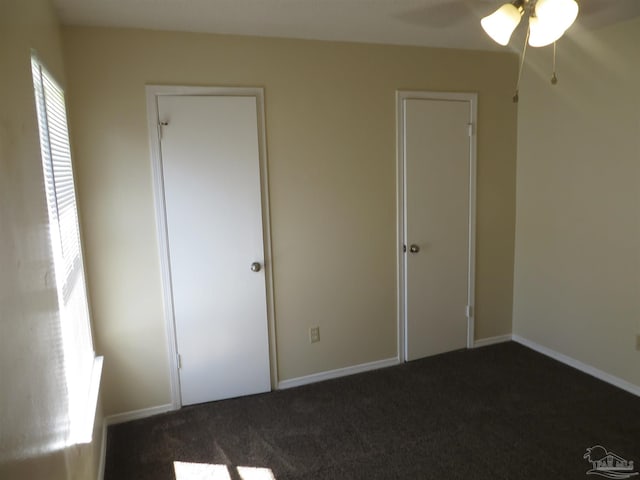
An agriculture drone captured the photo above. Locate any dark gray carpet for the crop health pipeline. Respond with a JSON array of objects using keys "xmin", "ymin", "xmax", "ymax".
[{"xmin": 104, "ymin": 342, "xmax": 640, "ymax": 480}]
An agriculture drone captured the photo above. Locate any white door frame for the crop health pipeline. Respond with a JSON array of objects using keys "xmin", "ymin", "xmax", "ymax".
[
  {"xmin": 396, "ymin": 90, "xmax": 477, "ymax": 362},
  {"xmin": 145, "ymin": 85, "xmax": 277, "ymax": 409}
]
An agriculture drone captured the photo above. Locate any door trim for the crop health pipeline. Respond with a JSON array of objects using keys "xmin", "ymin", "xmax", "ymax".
[
  {"xmin": 145, "ymin": 85, "xmax": 277, "ymax": 409},
  {"xmin": 396, "ymin": 90, "xmax": 478, "ymax": 362}
]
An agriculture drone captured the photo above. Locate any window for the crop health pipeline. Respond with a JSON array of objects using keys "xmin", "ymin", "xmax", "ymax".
[{"xmin": 31, "ymin": 54, "xmax": 102, "ymax": 445}]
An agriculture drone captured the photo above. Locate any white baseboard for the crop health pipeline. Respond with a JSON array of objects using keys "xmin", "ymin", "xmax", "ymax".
[
  {"xmin": 277, "ymin": 356, "xmax": 400, "ymax": 390},
  {"xmin": 512, "ymin": 334, "xmax": 640, "ymax": 397},
  {"xmin": 474, "ymin": 334, "xmax": 513, "ymax": 348},
  {"xmin": 104, "ymin": 403, "xmax": 175, "ymax": 426}
]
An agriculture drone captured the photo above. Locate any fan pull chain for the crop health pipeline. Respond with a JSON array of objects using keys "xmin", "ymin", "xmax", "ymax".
[
  {"xmin": 551, "ymin": 41, "xmax": 558, "ymax": 85},
  {"xmin": 513, "ymin": 26, "xmax": 530, "ymax": 103}
]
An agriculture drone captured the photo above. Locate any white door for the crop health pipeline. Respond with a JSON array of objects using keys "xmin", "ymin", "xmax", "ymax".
[
  {"xmin": 401, "ymin": 94, "xmax": 475, "ymax": 361},
  {"xmin": 158, "ymin": 94, "xmax": 271, "ymax": 406}
]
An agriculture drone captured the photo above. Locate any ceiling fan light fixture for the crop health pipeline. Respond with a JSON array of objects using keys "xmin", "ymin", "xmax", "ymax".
[
  {"xmin": 481, "ymin": 2, "xmax": 524, "ymax": 46},
  {"xmin": 528, "ymin": 15, "xmax": 565, "ymax": 47},
  {"xmin": 480, "ymin": 0, "xmax": 579, "ymax": 99},
  {"xmin": 534, "ymin": 0, "xmax": 579, "ymax": 34}
]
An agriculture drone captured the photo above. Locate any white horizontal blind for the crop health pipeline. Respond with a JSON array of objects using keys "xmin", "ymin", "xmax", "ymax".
[{"xmin": 32, "ymin": 56, "xmax": 96, "ymax": 444}]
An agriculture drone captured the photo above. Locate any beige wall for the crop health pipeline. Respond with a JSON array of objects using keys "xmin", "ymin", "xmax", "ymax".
[
  {"xmin": 62, "ymin": 26, "xmax": 518, "ymax": 415},
  {"xmin": 0, "ymin": 0, "xmax": 102, "ymax": 478},
  {"xmin": 513, "ymin": 18, "xmax": 640, "ymax": 387}
]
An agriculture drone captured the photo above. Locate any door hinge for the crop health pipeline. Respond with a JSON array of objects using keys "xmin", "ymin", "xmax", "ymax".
[
  {"xmin": 159, "ymin": 120, "xmax": 168, "ymax": 140},
  {"xmin": 466, "ymin": 305, "xmax": 473, "ymax": 318},
  {"xmin": 177, "ymin": 353, "xmax": 182, "ymax": 369},
  {"xmin": 467, "ymin": 123, "xmax": 474, "ymax": 137},
  {"xmin": 403, "ymin": 244, "xmax": 407, "ymax": 253}
]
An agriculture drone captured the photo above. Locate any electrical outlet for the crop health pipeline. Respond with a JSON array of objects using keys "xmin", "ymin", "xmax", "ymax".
[
  {"xmin": 636, "ymin": 334, "xmax": 640, "ymax": 351},
  {"xmin": 309, "ymin": 326, "xmax": 320, "ymax": 344}
]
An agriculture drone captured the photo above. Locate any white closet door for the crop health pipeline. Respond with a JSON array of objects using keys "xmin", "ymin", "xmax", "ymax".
[
  {"xmin": 404, "ymin": 98, "xmax": 472, "ymax": 361},
  {"xmin": 159, "ymin": 95, "xmax": 270, "ymax": 405}
]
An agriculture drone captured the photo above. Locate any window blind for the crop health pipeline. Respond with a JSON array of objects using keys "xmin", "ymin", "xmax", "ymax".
[{"xmin": 32, "ymin": 56, "xmax": 97, "ymax": 445}]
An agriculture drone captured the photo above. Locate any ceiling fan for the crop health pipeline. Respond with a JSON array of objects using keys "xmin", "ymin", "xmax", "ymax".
[
  {"xmin": 481, "ymin": 0, "xmax": 579, "ymax": 47},
  {"xmin": 481, "ymin": 0, "xmax": 579, "ymax": 100}
]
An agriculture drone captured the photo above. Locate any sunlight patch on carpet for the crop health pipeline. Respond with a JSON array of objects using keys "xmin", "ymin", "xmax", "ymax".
[
  {"xmin": 174, "ymin": 462, "xmax": 231, "ymax": 480},
  {"xmin": 237, "ymin": 466, "xmax": 276, "ymax": 480},
  {"xmin": 173, "ymin": 461, "xmax": 276, "ymax": 480}
]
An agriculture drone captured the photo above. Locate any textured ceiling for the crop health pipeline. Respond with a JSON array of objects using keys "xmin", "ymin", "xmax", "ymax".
[{"xmin": 53, "ymin": 0, "xmax": 640, "ymax": 51}]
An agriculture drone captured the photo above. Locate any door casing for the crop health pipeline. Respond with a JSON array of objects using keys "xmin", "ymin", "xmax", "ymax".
[
  {"xmin": 146, "ymin": 85, "xmax": 277, "ymax": 409},
  {"xmin": 396, "ymin": 90, "xmax": 478, "ymax": 362}
]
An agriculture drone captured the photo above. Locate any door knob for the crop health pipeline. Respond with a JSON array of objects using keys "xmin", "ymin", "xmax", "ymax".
[
  {"xmin": 409, "ymin": 244, "xmax": 420, "ymax": 253},
  {"xmin": 250, "ymin": 262, "xmax": 262, "ymax": 272}
]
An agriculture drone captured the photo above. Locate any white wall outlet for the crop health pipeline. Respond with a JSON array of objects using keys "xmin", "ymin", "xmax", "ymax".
[{"xmin": 310, "ymin": 326, "xmax": 320, "ymax": 344}]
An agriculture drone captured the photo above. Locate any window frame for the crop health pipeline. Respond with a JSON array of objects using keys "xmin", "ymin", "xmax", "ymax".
[{"xmin": 31, "ymin": 52, "xmax": 102, "ymax": 445}]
